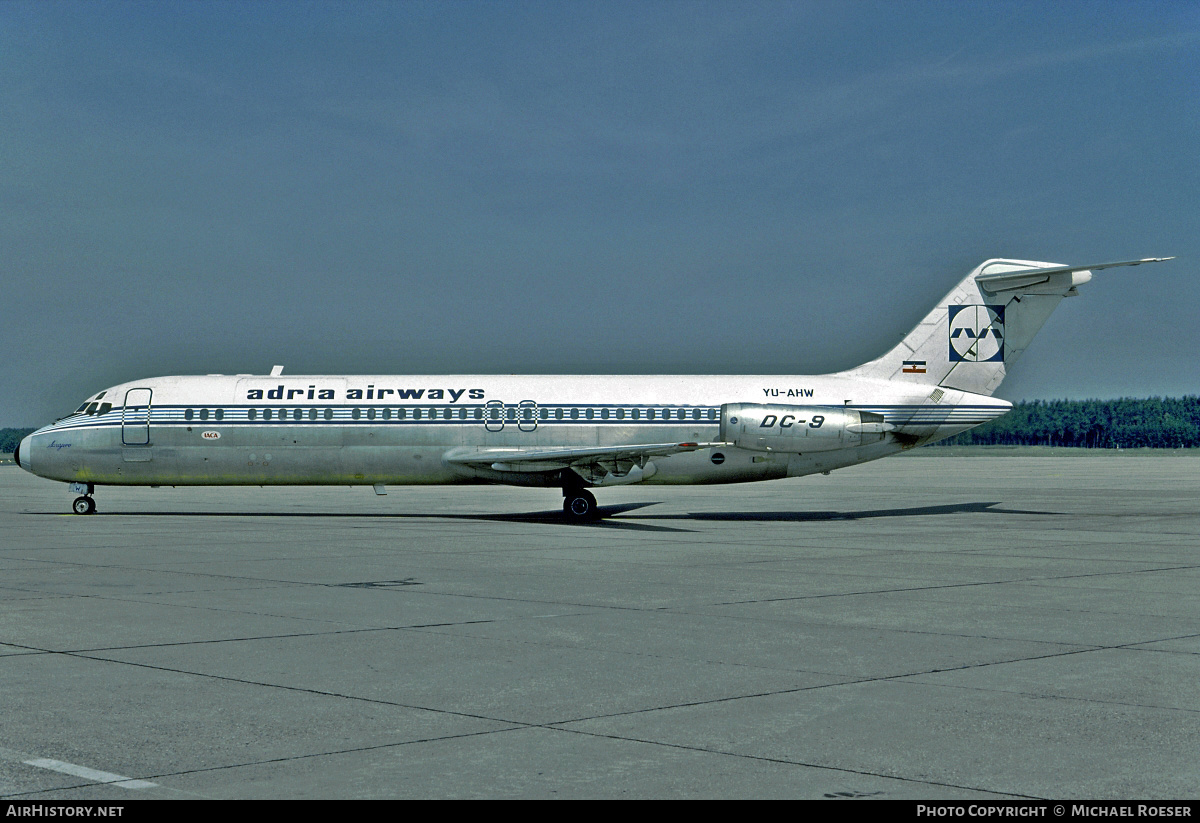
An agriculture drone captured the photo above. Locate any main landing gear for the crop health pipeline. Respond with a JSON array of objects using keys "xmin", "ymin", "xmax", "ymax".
[{"xmin": 562, "ymin": 487, "xmax": 599, "ymax": 521}]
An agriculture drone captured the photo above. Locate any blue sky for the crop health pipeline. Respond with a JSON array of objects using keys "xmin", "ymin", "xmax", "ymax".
[{"xmin": 2, "ymin": 0, "xmax": 1197, "ymax": 424}]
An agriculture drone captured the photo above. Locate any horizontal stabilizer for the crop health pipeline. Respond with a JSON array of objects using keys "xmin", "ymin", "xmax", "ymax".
[{"xmin": 975, "ymin": 257, "xmax": 1174, "ymax": 293}]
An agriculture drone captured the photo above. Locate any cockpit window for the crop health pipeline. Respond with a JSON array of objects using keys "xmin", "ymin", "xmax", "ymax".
[{"xmin": 72, "ymin": 391, "xmax": 110, "ymax": 416}]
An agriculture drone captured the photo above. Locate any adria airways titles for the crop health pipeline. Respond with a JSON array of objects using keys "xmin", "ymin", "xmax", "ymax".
[{"xmin": 15, "ymin": 257, "xmax": 1172, "ymax": 519}]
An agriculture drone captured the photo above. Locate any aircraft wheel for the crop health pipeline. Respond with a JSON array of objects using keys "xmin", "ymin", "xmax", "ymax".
[
  {"xmin": 562, "ymin": 489, "xmax": 598, "ymax": 521},
  {"xmin": 72, "ymin": 496, "xmax": 96, "ymax": 515}
]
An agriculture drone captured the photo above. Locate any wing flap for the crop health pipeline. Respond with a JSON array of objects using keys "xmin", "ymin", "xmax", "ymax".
[{"xmin": 443, "ymin": 441, "xmax": 722, "ymax": 473}]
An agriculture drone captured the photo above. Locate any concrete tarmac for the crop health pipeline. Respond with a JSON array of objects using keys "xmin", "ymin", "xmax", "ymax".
[{"xmin": 1, "ymin": 453, "xmax": 1198, "ymax": 799}]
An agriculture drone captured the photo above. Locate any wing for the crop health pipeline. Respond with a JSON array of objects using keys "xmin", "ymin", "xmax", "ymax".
[{"xmin": 443, "ymin": 441, "xmax": 721, "ymax": 483}]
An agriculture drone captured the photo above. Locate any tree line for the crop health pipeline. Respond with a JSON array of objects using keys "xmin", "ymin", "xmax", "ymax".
[
  {"xmin": 935, "ymin": 397, "xmax": 1200, "ymax": 448},
  {"xmin": 3, "ymin": 397, "xmax": 1199, "ymax": 456},
  {"xmin": 1, "ymin": 429, "xmax": 34, "ymax": 456}
]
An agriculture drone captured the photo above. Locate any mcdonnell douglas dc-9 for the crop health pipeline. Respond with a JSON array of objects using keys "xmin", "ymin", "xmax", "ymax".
[{"xmin": 15, "ymin": 257, "xmax": 1172, "ymax": 519}]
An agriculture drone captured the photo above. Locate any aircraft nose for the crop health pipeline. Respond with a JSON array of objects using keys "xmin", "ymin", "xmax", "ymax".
[{"xmin": 15, "ymin": 434, "xmax": 33, "ymax": 474}]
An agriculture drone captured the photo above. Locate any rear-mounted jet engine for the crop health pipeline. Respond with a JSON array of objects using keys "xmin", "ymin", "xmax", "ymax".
[{"xmin": 719, "ymin": 403, "xmax": 893, "ymax": 452}]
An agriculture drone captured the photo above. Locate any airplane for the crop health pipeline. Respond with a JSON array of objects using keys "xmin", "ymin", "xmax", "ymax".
[{"xmin": 14, "ymin": 257, "xmax": 1173, "ymax": 520}]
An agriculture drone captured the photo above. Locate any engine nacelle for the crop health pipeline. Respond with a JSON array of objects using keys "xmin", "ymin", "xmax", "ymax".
[{"xmin": 719, "ymin": 404, "xmax": 892, "ymax": 453}]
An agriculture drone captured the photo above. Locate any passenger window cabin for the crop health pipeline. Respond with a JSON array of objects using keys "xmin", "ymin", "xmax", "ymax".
[{"xmin": 172, "ymin": 402, "xmax": 712, "ymax": 429}]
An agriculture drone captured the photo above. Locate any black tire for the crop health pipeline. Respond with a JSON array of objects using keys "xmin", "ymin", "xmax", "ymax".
[
  {"xmin": 562, "ymin": 489, "xmax": 598, "ymax": 521},
  {"xmin": 72, "ymin": 496, "xmax": 96, "ymax": 515}
]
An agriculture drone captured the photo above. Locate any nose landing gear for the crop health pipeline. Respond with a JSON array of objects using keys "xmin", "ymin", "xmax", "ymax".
[{"xmin": 69, "ymin": 482, "xmax": 96, "ymax": 515}]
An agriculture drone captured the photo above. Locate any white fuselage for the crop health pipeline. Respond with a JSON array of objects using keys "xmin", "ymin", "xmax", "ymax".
[
  {"xmin": 17, "ymin": 257, "xmax": 1171, "ymax": 512},
  {"xmin": 17, "ymin": 372, "xmax": 1009, "ymax": 489}
]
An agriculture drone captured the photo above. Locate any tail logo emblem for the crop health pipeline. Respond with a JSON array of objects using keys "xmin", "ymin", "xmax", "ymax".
[{"xmin": 949, "ymin": 305, "xmax": 1005, "ymax": 362}]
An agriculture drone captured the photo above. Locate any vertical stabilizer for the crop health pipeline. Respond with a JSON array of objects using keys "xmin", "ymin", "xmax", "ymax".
[{"xmin": 847, "ymin": 257, "xmax": 1171, "ymax": 396}]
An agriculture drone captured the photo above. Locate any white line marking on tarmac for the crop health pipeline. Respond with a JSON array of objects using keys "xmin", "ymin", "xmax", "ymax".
[{"xmin": 23, "ymin": 758, "xmax": 158, "ymax": 790}]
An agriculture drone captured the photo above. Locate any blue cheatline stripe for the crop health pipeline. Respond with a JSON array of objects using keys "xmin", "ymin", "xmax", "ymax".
[{"xmin": 42, "ymin": 402, "xmax": 1008, "ymax": 433}]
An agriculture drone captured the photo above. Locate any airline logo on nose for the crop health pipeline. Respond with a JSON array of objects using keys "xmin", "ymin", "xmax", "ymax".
[{"xmin": 949, "ymin": 305, "xmax": 1004, "ymax": 362}]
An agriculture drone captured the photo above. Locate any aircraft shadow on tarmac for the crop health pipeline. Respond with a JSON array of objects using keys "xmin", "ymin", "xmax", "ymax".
[
  {"xmin": 579, "ymin": 500, "xmax": 1059, "ymax": 531},
  {"xmin": 42, "ymin": 500, "xmax": 1059, "ymax": 534}
]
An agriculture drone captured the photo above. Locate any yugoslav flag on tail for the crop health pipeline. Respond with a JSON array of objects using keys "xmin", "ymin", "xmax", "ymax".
[{"xmin": 848, "ymin": 257, "xmax": 1173, "ymax": 396}]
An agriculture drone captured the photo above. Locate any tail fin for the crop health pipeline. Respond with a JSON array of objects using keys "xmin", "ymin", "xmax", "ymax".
[{"xmin": 849, "ymin": 257, "xmax": 1172, "ymax": 396}]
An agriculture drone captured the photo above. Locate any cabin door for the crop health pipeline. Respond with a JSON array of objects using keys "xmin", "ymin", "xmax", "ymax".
[{"xmin": 121, "ymin": 388, "xmax": 153, "ymax": 446}]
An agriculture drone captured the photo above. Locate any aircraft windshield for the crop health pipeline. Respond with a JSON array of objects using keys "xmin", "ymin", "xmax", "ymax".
[{"xmin": 68, "ymin": 395, "xmax": 112, "ymax": 418}]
